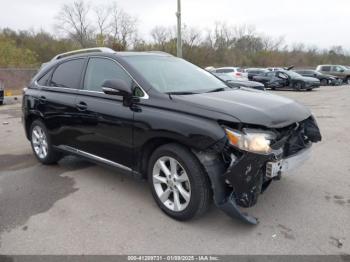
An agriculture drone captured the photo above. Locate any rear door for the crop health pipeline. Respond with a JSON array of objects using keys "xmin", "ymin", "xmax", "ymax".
[
  {"xmin": 73, "ymin": 57, "xmax": 135, "ymax": 169},
  {"xmin": 36, "ymin": 58, "xmax": 86, "ymax": 147}
]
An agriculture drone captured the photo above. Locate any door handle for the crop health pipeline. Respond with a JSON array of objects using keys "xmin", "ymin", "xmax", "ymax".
[
  {"xmin": 39, "ymin": 96, "xmax": 47, "ymax": 104},
  {"xmin": 76, "ymin": 101, "xmax": 88, "ymax": 111}
]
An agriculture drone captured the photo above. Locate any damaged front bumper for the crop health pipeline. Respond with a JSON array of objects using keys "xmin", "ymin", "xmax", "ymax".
[{"xmin": 198, "ymin": 116, "xmax": 321, "ymax": 225}]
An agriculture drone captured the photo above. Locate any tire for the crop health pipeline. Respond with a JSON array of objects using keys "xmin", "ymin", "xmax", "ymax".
[
  {"xmin": 293, "ymin": 81, "xmax": 303, "ymax": 91},
  {"xmin": 320, "ymin": 79, "xmax": 328, "ymax": 86},
  {"xmin": 148, "ymin": 143, "xmax": 211, "ymax": 221},
  {"xmin": 346, "ymin": 77, "xmax": 350, "ymax": 85},
  {"xmin": 30, "ymin": 120, "xmax": 62, "ymax": 165}
]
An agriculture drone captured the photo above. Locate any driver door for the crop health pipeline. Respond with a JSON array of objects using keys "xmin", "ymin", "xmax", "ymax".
[{"xmin": 73, "ymin": 57, "xmax": 135, "ymax": 169}]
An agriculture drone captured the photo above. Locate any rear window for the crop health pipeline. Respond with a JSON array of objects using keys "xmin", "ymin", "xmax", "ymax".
[{"xmin": 50, "ymin": 59, "xmax": 85, "ymax": 89}]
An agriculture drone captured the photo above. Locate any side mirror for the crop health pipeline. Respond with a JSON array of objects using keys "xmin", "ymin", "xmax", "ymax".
[{"xmin": 102, "ymin": 79, "xmax": 132, "ymax": 97}]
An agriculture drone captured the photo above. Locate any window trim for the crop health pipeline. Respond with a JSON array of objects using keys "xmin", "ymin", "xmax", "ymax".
[{"xmin": 81, "ymin": 56, "xmax": 149, "ymax": 99}]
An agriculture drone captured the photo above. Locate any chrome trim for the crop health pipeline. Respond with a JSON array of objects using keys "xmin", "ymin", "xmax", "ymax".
[
  {"xmin": 51, "ymin": 47, "xmax": 115, "ymax": 61},
  {"xmin": 58, "ymin": 145, "xmax": 133, "ymax": 172}
]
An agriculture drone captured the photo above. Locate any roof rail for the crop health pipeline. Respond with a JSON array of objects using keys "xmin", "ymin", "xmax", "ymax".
[
  {"xmin": 146, "ymin": 51, "xmax": 172, "ymax": 56},
  {"xmin": 51, "ymin": 47, "xmax": 115, "ymax": 61}
]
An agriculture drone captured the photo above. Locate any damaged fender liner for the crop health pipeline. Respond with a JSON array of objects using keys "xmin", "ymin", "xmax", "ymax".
[{"xmin": 195, "ymin": 147, "xmax": 282, "ymax": 225}]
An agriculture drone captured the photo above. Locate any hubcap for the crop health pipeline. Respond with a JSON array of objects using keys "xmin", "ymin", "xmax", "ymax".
[
  {"xmin": 152, "ymin": 156, "xmax": 191, "ymax": 212},
  {"xmin": 31, "ymin": 126, "xmax": 48, "ymax": 159}
]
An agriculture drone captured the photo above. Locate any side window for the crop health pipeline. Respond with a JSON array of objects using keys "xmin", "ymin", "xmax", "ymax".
[
  {"xmin": 84, "ymin": 58, "xmax": 133, "ymax": 92},
  {"xmin": 50, "ymin": 59, "xmax": 85, "ymax": 89},
  {"xmin": 321, "ymin": 66, "xmax": 331, "ymax": 72},
  {"xmin": 216, "ymin": 69, "xmax": 233, "ymax": 73},
  {"xmin": 267, "ymin": 72, "xmax": 275, "ymax": 77},
  {"xmin": 37, "ymin": 68, "xmax": 54, "ymax": 86},
  {"xmin": 333, "ymin": 66, "xmax": 344, "ymax": 72}
]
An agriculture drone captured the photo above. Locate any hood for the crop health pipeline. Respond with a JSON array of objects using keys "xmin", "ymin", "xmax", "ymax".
[{"xmin": 174, "ymin": 89, "xmax": 311, "ymax": 128}]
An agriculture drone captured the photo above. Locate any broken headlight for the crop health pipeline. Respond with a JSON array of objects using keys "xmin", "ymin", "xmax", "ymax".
[{"xmin": 224, "ymin": 128, "xmax": 276, "ymax": 154}]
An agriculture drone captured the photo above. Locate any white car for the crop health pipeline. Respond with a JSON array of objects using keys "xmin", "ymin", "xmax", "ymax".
[{"xmin": 214, "ymin": 67, "xmax": 248, "ymax": 79}]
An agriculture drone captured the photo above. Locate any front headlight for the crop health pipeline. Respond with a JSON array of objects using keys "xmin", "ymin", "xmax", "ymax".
[{"xmin": 225, "ymin": 128, "xmax": 276, "ymax": 154}]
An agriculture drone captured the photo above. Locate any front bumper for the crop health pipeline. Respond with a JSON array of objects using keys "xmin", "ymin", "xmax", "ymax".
[{"xmin": 266, "ymin": 145, "xmax": 311, "ymax": 178}]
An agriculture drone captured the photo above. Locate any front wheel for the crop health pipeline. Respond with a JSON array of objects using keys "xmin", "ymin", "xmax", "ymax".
[
  {"xmin": 148, "ymin": 144, "xmax": 211, "ymax": 221},
  {"xmin": 30, "ymin": 120, "xmax": 62, "ymax": 164}
]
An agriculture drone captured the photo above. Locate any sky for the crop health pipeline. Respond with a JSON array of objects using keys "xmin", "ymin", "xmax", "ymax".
[{"xmin": 1, "ymin": 0, "xmax": 350, "ymax": 50}]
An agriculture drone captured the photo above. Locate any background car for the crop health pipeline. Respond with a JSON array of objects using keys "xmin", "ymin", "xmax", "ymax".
[
  {"xmin": 214, "ymin": 67, "xmax": 248, "ymax": 79},
  {"xmin": 293, "ymin": 69, "xmax": 339, "ymax": 86},
  {"xmin": 213, "ymin": 72, "xmax": 265, "ymax": 90},
  {"xmin": 253, "ymin": 70, "xmax": 320, "ymax": 90},
  {"xmin": 0, "ymin": 80, "xmax": 4, "ymax": 105},
  {"xmin": 245, "ymin": 68, "xmax": 269, "ymax": 81},
  {"xmin": 316, "ymin": 65, "xmax": 350, "ymax": 84}
]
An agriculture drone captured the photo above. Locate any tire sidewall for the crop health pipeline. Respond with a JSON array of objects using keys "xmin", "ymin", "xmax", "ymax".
[{"xmin": 148, "ymin": 146, "xmax": 206, "ymax": 220}]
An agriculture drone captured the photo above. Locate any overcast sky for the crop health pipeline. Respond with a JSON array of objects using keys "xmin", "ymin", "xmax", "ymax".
[{"xmin": 1, "ymin": 0, "xmax": 350, "ymax": 50}]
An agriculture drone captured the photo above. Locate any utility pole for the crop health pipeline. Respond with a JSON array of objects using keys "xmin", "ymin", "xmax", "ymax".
[{"xmin": 176, "ymin": 0, "xmax": 182, "ymax": 58}]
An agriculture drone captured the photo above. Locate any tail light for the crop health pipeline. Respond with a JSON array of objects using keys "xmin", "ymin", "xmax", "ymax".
[{"xmin": 236, "ymin": 72, "xmax": 242, "ymax": 77}]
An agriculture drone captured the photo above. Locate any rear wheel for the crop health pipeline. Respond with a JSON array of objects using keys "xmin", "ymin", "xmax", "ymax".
[
  {"xmin": 30, "ymin": 120, "xmax": 62, "ymax": 164},
  {"xmin": 148, "ymin": 143, "xmax": 211, "ymax": 221}
]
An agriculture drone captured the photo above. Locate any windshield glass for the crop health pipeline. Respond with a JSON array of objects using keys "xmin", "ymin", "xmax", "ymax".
[
  {"xmin": 124, "ymin": 55, "xmax": 227, "ymax": 93},
  {"xmin": 283, "ymin": 70, "xmax": 302, "ymax": 78}
]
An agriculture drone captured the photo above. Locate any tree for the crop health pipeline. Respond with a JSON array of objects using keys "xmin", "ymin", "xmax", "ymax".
[
  {"xmin": 55, "ymin": 0, "xmax": 94, "ymax": 48},
  {"xmin": 0, "ymin": 37, "xmax": 37, "ymax": 67}
]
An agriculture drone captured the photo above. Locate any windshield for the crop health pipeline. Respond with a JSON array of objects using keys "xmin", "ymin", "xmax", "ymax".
[
  {"xmin": 124, "ymin": 55, "xmax": 227, "ymax": 93},
  {"xmin": 283, "ymin": 70, "xmax": 302, "ymax": 78}
]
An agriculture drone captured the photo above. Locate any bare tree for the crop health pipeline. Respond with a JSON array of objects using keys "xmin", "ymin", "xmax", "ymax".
[
  {"xmin": 109, "ymin": 2, "xmax": 138, "ymax": 50},
  {"xmin": 151, "ymin": 26, "xmax": 171, "ymax": 49},
  {"xmin": 94, "ymin": 5, "xmax": 111, "ymax": 46},
  {"xmin": 55, "ymin": 0, "xmax": 93, "ymax": 48},
  {"xmin": 182, "ymin": 26, "xmax": 201, "ymax": 48}
]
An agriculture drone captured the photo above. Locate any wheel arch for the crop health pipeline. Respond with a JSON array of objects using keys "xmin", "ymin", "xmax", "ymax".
[{"xmin": 25, "ymin": 114, "xmax": 43, "ymax": 140}]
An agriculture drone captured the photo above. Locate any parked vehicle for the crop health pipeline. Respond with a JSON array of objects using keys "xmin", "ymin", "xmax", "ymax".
[
  {"xmin": 245, "ymin": 68, "xmax": 269, "ymax": 81},
  {"xmin": 253, "ymin": 70, "xmax": 320, "ymax": 90},
  {"xmin": 293, "ymin": 69, "xmax": 339, "ymax": 86},
  {"xmin": 316, "ymin": 65, "xmax": 350, "ymax": 84},
  {"xmin": 213, "ymin": 73, "xmax": 265, "ymax": 91},
  {"xmin": 214, "ymin": 67, "xmax": 248, "ymax": 79},
  {"xmin": 23, "ymin": 48, "xmax": 322, "ymax": 224},
  {"xmin": 0, "ymin": 80, "xmax": 4, "ymax": 105}
]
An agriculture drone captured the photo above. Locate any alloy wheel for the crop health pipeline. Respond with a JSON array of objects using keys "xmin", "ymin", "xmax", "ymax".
[
  {"xmin": 152, "ymin": 156, "xmax": 191, "ymax": 212},
  {"xmin": 31, "ymin": 125, "xmax": 48, "ymax": 159}
]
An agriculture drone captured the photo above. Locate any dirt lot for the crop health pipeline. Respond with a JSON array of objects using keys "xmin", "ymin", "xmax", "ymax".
[{"xmin": 0, "ymin": 87, "xmax": 349, "ymax": 255}]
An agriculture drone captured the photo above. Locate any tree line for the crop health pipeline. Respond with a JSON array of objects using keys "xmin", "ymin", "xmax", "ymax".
[{"xmin": 1, "ymin": 0, "xmax": 350, "ymax": 68}]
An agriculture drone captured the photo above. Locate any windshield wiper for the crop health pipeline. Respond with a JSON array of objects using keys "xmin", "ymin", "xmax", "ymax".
[
  {"xmin": 165, "ymin": 91, "xmax": 198, "ymax": 95},
  {"xmin": 205, "ymin": 87, "xmax": 226, "ymax": 93}
]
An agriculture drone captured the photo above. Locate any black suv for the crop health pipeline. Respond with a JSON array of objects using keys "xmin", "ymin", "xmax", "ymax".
[{"xmin": 23, "ymin": 48, "xmax": 321, "ymax": 224}]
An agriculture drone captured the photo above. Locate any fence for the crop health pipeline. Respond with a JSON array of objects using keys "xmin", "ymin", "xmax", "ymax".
[{"xmin": 0, "ymin": 68, "xmax": 38, "ymax": 96}]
